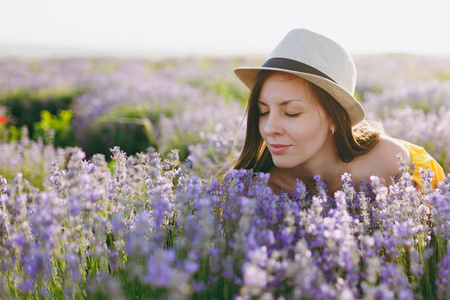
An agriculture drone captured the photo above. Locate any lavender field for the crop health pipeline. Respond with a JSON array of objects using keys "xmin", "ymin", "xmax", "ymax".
[{"xmin": 0, "ymin": 55, "xmax": 449, "ymax": 299}]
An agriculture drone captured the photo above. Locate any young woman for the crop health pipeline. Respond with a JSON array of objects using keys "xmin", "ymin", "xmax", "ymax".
[{"xmin": 233, "ymin": 28, "xmax": 445, "ymax": 195}]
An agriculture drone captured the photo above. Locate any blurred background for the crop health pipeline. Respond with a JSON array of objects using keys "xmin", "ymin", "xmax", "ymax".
[{"xmin": 0, "ymin": 0, "xmax": 449, "ymax": 186}]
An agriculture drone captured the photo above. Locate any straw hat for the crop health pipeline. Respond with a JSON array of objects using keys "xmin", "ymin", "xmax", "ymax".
[{"xmin": 234, "ymin": 28, "xmax": 365, "ymax": 126}]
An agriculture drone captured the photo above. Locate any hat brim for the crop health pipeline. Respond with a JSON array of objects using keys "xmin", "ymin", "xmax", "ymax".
[{"xmin": 234, "ymin": 67, "xmax": 365, "ymax": 127}]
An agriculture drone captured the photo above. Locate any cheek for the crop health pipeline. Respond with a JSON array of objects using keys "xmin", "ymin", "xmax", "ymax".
[
  {"xmin": 258, "ymin": 118, "xmax": 266, "ymax": 136},
  {"xmin": 307, "ymin": 110, "xmax": 330, "ymax": 131},
  {"xmin": 292, "ymin": 114, "xmax": 329, "ymax": 140}
]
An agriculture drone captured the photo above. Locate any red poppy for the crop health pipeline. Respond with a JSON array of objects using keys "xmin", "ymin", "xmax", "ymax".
[{"xmin": 0, "ymin": 115, "xmax": 8, "ymax": 125}]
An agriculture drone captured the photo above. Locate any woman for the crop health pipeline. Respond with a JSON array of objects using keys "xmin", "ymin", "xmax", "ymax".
[{"xmin": 233, "ymin": 28, "xmax": 445, "ymax": 195}]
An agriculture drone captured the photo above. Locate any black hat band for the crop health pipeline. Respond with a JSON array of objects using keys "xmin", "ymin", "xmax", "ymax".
[{"xmin": 261, "ymin": 57, "xmax": 336, "ymax": 83}]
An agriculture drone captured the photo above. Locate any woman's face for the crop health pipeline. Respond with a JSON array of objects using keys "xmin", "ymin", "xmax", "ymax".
[{"xmin": 258, "ymin": 72, "xmax": 334, "ymax": 169}]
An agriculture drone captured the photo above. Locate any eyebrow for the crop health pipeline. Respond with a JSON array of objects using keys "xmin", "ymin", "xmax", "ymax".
[{"xmin": 257, "ymin": 99, "xmax": 305, "ymax": 106}]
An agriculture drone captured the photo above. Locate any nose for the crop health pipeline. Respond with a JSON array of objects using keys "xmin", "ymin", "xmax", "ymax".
[{"xmin": 262, "ymin": 113, "xmax": 283, "ymax": 136}]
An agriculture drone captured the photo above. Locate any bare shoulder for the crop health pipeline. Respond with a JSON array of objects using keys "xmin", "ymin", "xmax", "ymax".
[
  {"xmin": 358, "ymin": 135, "xmax": 411, "ymax": 180},
  {"xmin": 374, "ymin": 135, "xmax": 411, "ymax": 166}
]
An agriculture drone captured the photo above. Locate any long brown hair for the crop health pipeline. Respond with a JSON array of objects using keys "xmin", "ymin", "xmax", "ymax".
[{"xmin": 232, "ymin": 70, "xmax": 381, "ymax": 172}]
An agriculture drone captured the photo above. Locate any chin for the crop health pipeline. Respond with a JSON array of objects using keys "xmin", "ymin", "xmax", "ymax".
[{"xmin": 272, "ymin": 158, "xmax": 298, "ymax": 169}]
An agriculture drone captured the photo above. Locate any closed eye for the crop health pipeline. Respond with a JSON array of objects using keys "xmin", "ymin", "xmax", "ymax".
[{"xmin": 285, "ymin": 113, "xmax": 300, "ymax": 117}]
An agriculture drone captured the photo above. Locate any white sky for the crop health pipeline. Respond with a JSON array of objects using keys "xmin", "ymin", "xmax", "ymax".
[{"xmin": 1, "ymin": 0, "xmax": 450, "ymax": 56}]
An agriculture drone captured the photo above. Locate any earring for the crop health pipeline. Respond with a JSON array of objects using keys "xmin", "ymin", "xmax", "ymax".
[{"xmin": 331, "ymin": 127, "xmax": 335, "ymax": 135}]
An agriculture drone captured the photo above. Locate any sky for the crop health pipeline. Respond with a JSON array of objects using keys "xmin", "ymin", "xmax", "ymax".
[{"xmin": 1, "ymin": 0, "xmax": 450, "ymax": 57}]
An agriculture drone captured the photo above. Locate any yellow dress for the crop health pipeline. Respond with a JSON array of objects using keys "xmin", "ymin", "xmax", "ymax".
[{"xmin": 397, "ymin": 139, "xmax": 445, "ymax": 188}]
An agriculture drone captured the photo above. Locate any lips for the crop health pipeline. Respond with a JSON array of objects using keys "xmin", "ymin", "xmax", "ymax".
[{"xmin": 269, "ymin": 144, "xmax": 290, "ymax": 154}]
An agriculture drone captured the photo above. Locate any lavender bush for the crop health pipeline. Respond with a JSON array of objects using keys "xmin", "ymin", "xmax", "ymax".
[
  {"xmin": 0, "ymin": 127, "xmax": 71, "ymax": 189},
  {"xmin": 0, "ymin": 147, "xmax": 448, "ymax": 299},
  {"xmin": 0, "ymin": 57, "xmax": 249, "ymax": 162}
]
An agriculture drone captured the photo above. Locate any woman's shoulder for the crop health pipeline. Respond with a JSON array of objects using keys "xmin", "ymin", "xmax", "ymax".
[
  {"xmin": 352, "ymin": 135, "xmax": 411, "ymax": 182},
  {"xmin": 374, "ymin": 135, "xmax": 411, "ymax": 164}
]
